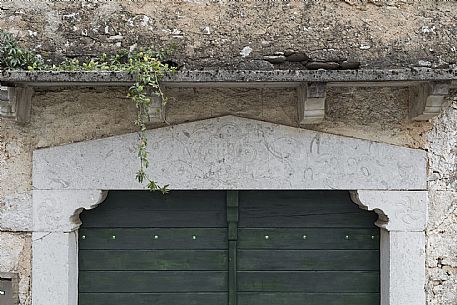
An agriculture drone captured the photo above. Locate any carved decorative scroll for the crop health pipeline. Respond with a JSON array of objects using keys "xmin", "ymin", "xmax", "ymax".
[
  {"xmin": 409, "ymin": 81, "xmax": 450, "ymax": 121},
  {"xmin": 33, "ymin": 116, "xmax": 427, "ymax": 190},
  {"xmin": 350, "ymin": 190, "xmax": 428, "ymax": 232},
  {"xmin": 32, "ymin": 190, "xmax": 107, "ymax": 232}
]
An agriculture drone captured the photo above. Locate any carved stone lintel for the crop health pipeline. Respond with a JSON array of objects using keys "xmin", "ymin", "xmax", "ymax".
[
  {"xmin": 409, "ymin": 81, "xmax": 450, "ymax": 121},
  {"xmin": 32, "ymin": 190, "xmax": 107, "ymax": 232},
  {"xmin": 33, "ymin": 116, "xmax": 427, "ymax": 190},
  {"xmin": 350, "ymin": 190, "xmax": 428, "ymax": 232},
  {"xmin": 298, "ymin": 82, "xmax": 326, "ymax": 125},
  {"xmin": 0, "ymin": 86, "xmax": 34, "ymax": 124}
]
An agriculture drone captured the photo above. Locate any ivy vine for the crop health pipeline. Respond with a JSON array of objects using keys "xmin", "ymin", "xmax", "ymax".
[{"xmin": 0, "ymin": 29, "xmax": 175, "ymax": 193}]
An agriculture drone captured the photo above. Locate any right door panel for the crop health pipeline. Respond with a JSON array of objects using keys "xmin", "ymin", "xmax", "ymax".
[{"xmin": 237, "ymin": 190, "xmax": 380, "ymax": 305}]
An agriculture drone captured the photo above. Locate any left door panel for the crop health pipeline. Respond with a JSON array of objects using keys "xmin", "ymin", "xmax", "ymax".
[{"xmin": 78, "ymin": 191, "xmax": 228, "ymax": 305}]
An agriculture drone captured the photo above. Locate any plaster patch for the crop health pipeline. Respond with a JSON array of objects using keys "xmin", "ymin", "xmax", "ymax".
[
  {"xmin": 0, "ymin": 192, "xmax": 32, "ymax": 231},
  {"xmin": 240, "ymin": 46, "xmax": 252, "ymax": 57}
]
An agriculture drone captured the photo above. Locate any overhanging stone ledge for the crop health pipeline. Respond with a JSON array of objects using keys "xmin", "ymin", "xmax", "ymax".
[
  {"xmin": 2, "ymin": 68, "xmax": 455, "ymax": 123},
  {"xmin": 1, "ymin": 68, "xmax": 457, "ymax": 87}
]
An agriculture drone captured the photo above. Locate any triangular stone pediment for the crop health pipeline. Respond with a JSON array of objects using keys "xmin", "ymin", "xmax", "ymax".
[{"xmin": 33, "ymin": 116, "xmax": 426, "ymax": 190}]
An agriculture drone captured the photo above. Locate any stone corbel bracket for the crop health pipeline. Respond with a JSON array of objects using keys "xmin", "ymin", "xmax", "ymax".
[
  {"xmin": 298, "ymin": 82, "xmax": 327, "ymax": 125},
  {"xmin": 299, "ymin": 80, "xmax": 452, "ymax": 125},
  {"xmin": 146, "ymin": 94, "xmax": 166, "ymax": 124},
  {"xmin": 409, "ymin": 81, "xmax": 450, "ymax": 121},
  {"xmin": 0, "ymin": 86, "xmax": 34, "ymax": 124}
]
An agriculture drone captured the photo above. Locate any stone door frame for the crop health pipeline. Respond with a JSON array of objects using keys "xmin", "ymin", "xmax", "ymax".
[{"xmin": 30, "ymin": 116, "xmax": 428, "ymax": 305}]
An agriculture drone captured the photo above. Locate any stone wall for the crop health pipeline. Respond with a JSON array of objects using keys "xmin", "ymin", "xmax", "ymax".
[
  {"xmin": 0, "ymin": 1, "xmax": 456, "ymax": 69},
  {"xmin": 0, "ymin": 1, "xmax": 456, "ymax": 305},
  {"xmin": 426, "ymin": 96, "xmax": 457, "ymax": 305}
]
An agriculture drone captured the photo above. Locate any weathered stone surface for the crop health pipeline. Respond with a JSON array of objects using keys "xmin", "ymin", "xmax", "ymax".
[
  {"xmin": 0, "ymin": 192, "xmax": 32, "ymax": 231},
  {"xmin": 237, "ymin": 60, "xmax": 274, "ymax": 70},
  {"xmin": 410, "ymin": 82, "xmax": 451, "ymax": 121},
  {"xmin": 285, "ymin": 52, "xmax": 309, "ymax": 62},
  {"xmin": 426, "ymin": 96, "xmax": 457, "ymax": 305},
  {"xmin": 427, "ymin": 221, "xmax": 457, "ymax": 269},
  {"xmin": 284, "ymin": 49, "xmax": 295, "ymax": 57},
  {"xmin": 387, "ymin": 231, "xmax": 426, "ymax": 305},
  {"xmin": 340, "ymin": 61, "xmax": 361, "ymax": 69},
  {"xmin": 427, "ymin": 98, "xmax": 457, "ymax": 191},
  {"xmin": 33, "ymin": 116, "xmax": 426, "ymax": 190},
  {"xmin": 2, "ymin": 69, "xmax": 457, "ymax": 87},
  {"xmin": 306, "ymin": 61, "xmax": 341, "ymax": 70},
  {"xmin": 263, "ymin": 55, "xmax": 286, "ymax": 64},
  {"xmin": 427, "ymin": 190, "xmax": 457, "ymax": 233},
  {"xmin": 0, "ymin": 1, "xmax": 456, "ymax": 69},
  {"xmin": 166, "ymin": 86, "xmax": 430, "ymax": 148}
]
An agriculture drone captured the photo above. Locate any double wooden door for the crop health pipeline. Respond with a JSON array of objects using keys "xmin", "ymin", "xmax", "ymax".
[{"xmin": 79, "ymin": 190, "xmax": 380, "ymax": 305}]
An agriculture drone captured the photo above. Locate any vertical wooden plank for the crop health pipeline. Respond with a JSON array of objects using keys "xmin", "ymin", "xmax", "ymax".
[
  {"xmin": 226, "ymin": 191, "xmax": 239, "ymax": 305},
  {"xmin": 228, "ymin": 240, "xmax": 237, "ymax": 305},
  {"xmin": 227, "ymin": 191, "xmax": 239, "ymax": 240}
]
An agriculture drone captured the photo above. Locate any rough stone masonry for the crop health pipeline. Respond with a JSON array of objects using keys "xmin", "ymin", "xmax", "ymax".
[{"xmin": 0, "ymin": 1, "xmax": 456, "ymax": 305}]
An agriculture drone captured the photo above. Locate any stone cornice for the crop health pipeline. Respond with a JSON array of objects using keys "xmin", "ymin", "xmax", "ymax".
[
  {"xmin": 0, "ymin": 68, "xmax": 457, "ymax": 87},
  {"xmin": 1, "ymin": 69, "xmax": 454, "ymax": 123}
]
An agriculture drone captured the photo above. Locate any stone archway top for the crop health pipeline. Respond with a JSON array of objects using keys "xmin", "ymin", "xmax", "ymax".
[{"xmin": 32, "ymin": 115, "xmax": 427, "ymax": 190}]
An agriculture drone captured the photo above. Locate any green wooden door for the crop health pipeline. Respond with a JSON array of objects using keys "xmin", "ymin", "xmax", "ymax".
[
  {"xmin": 236, "ymin": 191, "xmax": 380, "ymax": 305},
  {"xmin": 79, "ymin": 191, "xmax": 228, "ymax": 305},
  {"xmin": 78, "ymin": 191, "xmax": 379, "ymax": 305}
]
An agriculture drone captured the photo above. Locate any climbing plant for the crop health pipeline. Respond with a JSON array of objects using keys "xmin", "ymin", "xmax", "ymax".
[
  {"xmin": 0, "ymin": 30, "xmax": 44, "ymax": 69},
  {"xmin": 0, "ymin": 29, "xmax": 175, "ymax": 193}
]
